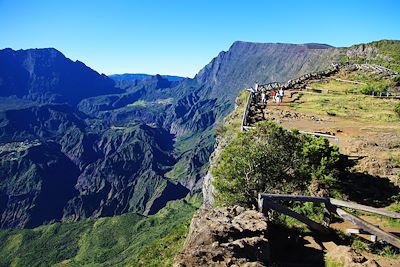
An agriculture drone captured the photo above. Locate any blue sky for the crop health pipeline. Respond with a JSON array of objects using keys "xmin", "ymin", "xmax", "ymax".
[{"xmin": 0, "ymin": 0, "xmax": 399, "ymax": 77}]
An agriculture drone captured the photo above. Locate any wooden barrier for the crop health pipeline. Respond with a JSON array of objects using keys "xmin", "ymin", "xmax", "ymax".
[
  {"xmin": 260, "ymin": 197, "xmax": 330, "ymax": 234},
  {"xmin": 298, "ymin": 131, "xmax": 339, "ymax": 145},
  {"xmin": 241, "ymin": 91, "xmax": 253, "ymax": 131},
  {"xmin": 336, "ymin": 208, "xmax": 400, "ymax": 248},
  {"xmin": 258, "ymin": 193, "xmax": 400, "ymax": 248},
  {"xmin": 334, "ymin": 78, "xmax": 367, "ymax": 85}
]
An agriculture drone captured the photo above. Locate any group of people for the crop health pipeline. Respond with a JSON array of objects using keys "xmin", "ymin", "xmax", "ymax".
[
  {"xmin": 270, "ymin": 88, "xmax": 285, "ymax": 104},
  {"xmin": 250, "ymin": 82, "xmax": 285, "ymax": 106}
]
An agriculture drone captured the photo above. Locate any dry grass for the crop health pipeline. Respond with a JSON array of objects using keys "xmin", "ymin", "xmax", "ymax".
[{"xmin": 291, "ymin": 93, "xmax": 400, "ymax": 123}]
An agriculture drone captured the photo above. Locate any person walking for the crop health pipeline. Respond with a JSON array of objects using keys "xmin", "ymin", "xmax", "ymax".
[
  {"xmin": 271, "ymin": 90, "xmax": 277, "ymax": 104},
  {"xmin": 278, "ymin": 88, "xmax": 285, "ymax": 105},
  {"xmin": 254, "ymin": 81, "xmax": 259, "ymax": 106},
  {"xmin": 261, "ymin": 90, "xmax": 266, "ymax": 105}
]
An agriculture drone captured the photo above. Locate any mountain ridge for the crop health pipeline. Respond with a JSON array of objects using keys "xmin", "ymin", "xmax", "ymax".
[
  {"xmin": 0, "ymin": 47, "xmax": 120, "ymax": 105},
  {"xmin": 1, "ymin": 39, "xmax": 399, "ymax": 229}
]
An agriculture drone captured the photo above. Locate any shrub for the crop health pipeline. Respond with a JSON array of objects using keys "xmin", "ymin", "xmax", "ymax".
[
  {"xmin": 393, "ymin": 75, "xmax": 400, "ymax": 86},
  {"xmin": 360, "ymin": 84, "xmax": 374, "ymax": 95},
  {"xmin": 212, "ymin": 121, "xmax": 340, "ymax": 208},
  {"xmin": 395, "ymin": 102, "xmax": 400, "ymax": 117},
  {"xmin": 360, "ymin": 82, "xmax": 389, "ymax": 95}
]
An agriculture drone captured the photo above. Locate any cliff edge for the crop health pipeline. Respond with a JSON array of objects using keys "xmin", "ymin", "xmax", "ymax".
[{"xmin": 174, "ymin": 206, "xmax": 270, "ymax": 267}]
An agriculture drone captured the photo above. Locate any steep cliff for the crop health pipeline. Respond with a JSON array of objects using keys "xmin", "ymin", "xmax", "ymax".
[
  {"xmin": 0, "ymin": 105, "xmax": 188, "ymax": 228},
  {"xmin": 0, "ymin": 48, "xmax": 120, "ymax": 105},
  {"xmin": 174, "ymin": 206, "xmax": 269, "ymax": 267}
]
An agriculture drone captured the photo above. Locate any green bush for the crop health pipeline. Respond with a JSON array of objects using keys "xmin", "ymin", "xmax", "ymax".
[
  {"xmin": 360, "ymin": 84, "xmax": 374, "ymax": 95},
  {"xmin": 212, "ymin": 121, "xmax": 340, "ymax": 208},
  {"xmin": 360, "ymin": 82, "xmax": 389, "ymax": 95},
  {"xmin": 393, "ymin": 75, "xmax": 400, "ymax": 86},
  {"xmin": 395, "ymin": 103, "xmax": 400, "ymax": 117}
]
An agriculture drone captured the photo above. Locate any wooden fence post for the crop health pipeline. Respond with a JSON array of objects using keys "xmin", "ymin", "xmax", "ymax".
[
  {"xmin": 262, "ymin": 199, "xmax": 330, "ymax": 234},
  {"xmin": 336, "ymin": 208, "xmax": 400, "ymax": 248}
]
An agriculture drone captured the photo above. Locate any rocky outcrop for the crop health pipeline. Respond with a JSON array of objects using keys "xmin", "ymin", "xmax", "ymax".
[
  {"xmin": 346, "ymin": 63, "xmax": 398, "ymax": 76},
  {"xmin": 174, "ymin": 206, "xmax": 270, "ymax": 267},
  {"xmin": 346, "ymin": 44, "xmax": 394, "ymax": 65},
  {"xmin": 326, "ymin": 245, "xmax": 379, "ymax": 267}
]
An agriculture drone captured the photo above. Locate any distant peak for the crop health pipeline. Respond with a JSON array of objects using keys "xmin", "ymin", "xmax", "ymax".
[
  {"xmin": 28, "ymin": 47, "xmax": 66, "ymax": 57},
  {"xmin": 303, "ymin": 43, "xmax": 334, "ymax": 49},
  {"xmin": 0, "ymin": 47, "xmax": 66, "ymax": 59},
  {"xmin": 229, "ymin": 41, "xmax": 334, "ymax": 50}
]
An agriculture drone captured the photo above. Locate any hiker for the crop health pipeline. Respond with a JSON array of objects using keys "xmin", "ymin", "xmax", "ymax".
[
  {"xmin": 254, "ymin": 81, "xmax": 259, "ymax": 105},
  {"xmin": 271, "ymin": 90, "xmax": 277, "ymax": 103},
  {"xmin": 261, "ymin": 89, "xmax": 267, "ymax": 105},
  {"xmin": 275, "ymin": 93, "xmax": 280, "ymax": 105},
  {"xmin": 278, "ymin": 88, "xmax": 285, "ymax": 104},
  {"xmin": 246, "ymin": 86, "xmax": 257, "ymax": 104},
  {"xmin": 287, "ymin": 79, "xmax": 292, "ymax": 89}
]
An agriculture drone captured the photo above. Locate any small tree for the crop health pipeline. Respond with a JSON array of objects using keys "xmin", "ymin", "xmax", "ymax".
[{"xmin": 212, "ymin": 121, "xmax": 340, "ymax": 208}]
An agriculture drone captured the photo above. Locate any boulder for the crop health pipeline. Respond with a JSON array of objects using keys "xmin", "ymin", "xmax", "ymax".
[{"xmin": 174, "ymin": 206, "xmax": 270, "ymax": 267}]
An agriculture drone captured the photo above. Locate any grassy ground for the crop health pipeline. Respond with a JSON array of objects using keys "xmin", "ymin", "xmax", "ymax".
[
  {"xmin": 309, "ymin": 69, "xmax": 399, "ymax": 96},
  {"xmin": 309, "ymin": 79, "xmax": 364, "ymax": 92},
  {"xmin": 0, "ymin": 196, "xmax": 200, "ymax": 267},
  {"xmin": 290, "ymin": 93, "xmax": 400, "ymax": 123}
]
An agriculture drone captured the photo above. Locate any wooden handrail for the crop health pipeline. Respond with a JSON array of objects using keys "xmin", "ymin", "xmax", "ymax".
[
  {"xmin": 298, "ymin": 131, "xmax": 339, "ymax": 145},
  {"xmin": 261, "ymin": 198, "xmax": 330, "ymax": 234},
  {"xmin": 334, "ymin": 78, "xmax": 367, "ymax": 85},
  {"xmin": 336, "ymin": 208, "xmax": 400, "ymax": 248},
  {"xmin": 258, "ymin": 193, "xmax": 400, "ymax": 248},
  {"xmin": 241, "ymin": 91, "xmax": 253, "ymax": 131},
  {"xmin": 260, "ymin": 193, "xmax": 329, "ymax": 203},
  {"xmin": 259, "ymin": 193, "xmax": 400, "ymax": 219},
  {"xmin": 330, "ymin": 198, "xmax": 400, "ymax": 219}
]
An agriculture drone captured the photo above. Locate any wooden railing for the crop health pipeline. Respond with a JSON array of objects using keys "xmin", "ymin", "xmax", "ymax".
[
  {"xmin": 298, "ymin": 130, "xmax": 339, "ymax": 145},
  {"xmin": 241, "ymin": 91, "xmax": 253, "ymax": 131},
  {"xmin": 304, "ymin": 86, "xmax": 400, "ymax": 98},
  {"xmin": 258, "ymin": 193, "xmax": 400, "ymax": 248}
]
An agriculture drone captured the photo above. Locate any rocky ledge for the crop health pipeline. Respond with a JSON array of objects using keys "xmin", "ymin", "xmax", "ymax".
[{"xmin": 174, "ymin": 206, "xmax": 269, "ymax": 267}]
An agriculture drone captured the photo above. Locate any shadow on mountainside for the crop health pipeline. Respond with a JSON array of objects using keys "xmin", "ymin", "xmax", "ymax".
[
  {"xmin": 337, "ymin": 157, "xmax": 400, "ymax": 208},
  {"xmin": 267, "ymin": 224, "xmax": 348, "ymax": 267},
  {"xmin": 268, "ymin": 156, "xmax": 399, "ymax": 266}
]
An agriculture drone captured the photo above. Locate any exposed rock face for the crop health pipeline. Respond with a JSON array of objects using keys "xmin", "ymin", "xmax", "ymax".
[
  {"xmin": 174, "ymin": 206, "xmax": 269, "ymax": 267},
  {"xmin": 346, "ymin": 44, "xmax": 394, "ymax": 63},
  {"xmin": 346, "ymin": 45, "xmax": 380, "ymax": 60},
  {"xmin": 195, "ymin": 41, "xmax": 341, "ymax": 105},
  {"xmin": 0, "ymin": 105, "xmax": 188, "ymax": 228}
]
